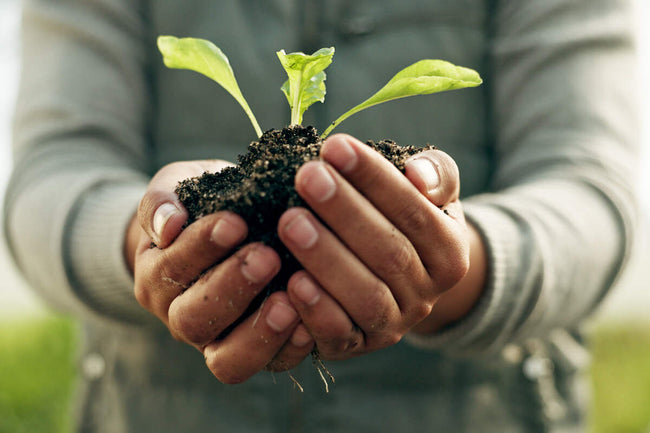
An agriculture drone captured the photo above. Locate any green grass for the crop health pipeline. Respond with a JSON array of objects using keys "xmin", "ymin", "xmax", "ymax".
[
  {"xmin": 589, "ymin": 323, "xmax": 650, "ymax": 433},
  {"xmin": 0, "ymin": 316, "xmax": 78, "ymax": 433},
  {"xmin": 0, "ymin": 316, "xmax": 649, "ymax": 433}
]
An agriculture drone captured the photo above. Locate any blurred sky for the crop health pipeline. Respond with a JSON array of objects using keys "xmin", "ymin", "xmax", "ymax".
[{"xmin": 0, "ymin": 1, "xmax": 649, "ymax": 321}]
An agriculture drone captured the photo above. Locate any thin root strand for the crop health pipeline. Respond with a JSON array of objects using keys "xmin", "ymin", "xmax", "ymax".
[
  {"xmin": 311, "ymin": 350, "xmax": 335, "ymax": 392},
  {"xmin": 288, "ymin": 371, "xmax": 304, "ymax": 392}
]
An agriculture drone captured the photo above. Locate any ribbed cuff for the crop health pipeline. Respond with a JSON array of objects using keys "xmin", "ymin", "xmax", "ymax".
[
  {"xmin": 67, "ymin": 180, "xmax": 153, "ymax": 325},
  {"xmin": 404, "ymin": 198, "xmax": 526, "ymax": 355}
]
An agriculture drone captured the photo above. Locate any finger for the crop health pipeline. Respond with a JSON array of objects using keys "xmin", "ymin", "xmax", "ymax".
[
  {"xmin": 286, "ymin": 271, "xmax": 367, "ymax": 359},
  {"xmin": 404, "ymin": 149, "xmax": 460, "ymax": 207},
  {"xmin": 265, "ymin": 324, "xmax": 315, "ymax": 372},
  {"xmin": 133, "ymin": 211, "xmax": 248, "ymax": 322},
  {"xmin": 203, "ymin": 291, "xmax": 300, "ymax": 384},
  {"xmin": 317, "ymin": 134, "xmax": 465, "ymax": 284},
  {"xmin": 293, "ymin": 159, "xmax": 431, "ymax": 298},
  {"xmin": 278, "ymin": 208, "xmax": 403, "ymax": 346},
  {"xmin": 167, "ymin": 243, "xmax": 281, "ymax": 346},
  {"xmin": 320, "ymin": 133, "xmax": 458, "ymax": 219},
  {"xmin": 138, "ymin": 160, "xmax": 233, "ymax": 247},
  {"xmin": 321, "ymin": 134, "xmax": 460, "ymax": 206}
]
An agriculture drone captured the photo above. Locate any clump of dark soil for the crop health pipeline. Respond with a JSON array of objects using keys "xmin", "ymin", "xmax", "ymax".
[{"xmin": 176, "ymin": 125, "xmax": 433, "ymax": 293}]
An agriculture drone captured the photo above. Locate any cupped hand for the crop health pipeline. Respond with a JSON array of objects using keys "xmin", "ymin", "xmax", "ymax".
[
  {"xmin": 127, "ymin": 160, "xmax": 314, "ymax": 383},
  {"xmin": 276, "ymin": 134, "xmax": 471, "ymax": 361}
]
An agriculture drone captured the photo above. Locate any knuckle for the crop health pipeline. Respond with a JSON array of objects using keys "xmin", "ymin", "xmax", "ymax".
[
  {"xmin": 368, "ymin": 330, "xmax": 402, "ymax": 350},
  {"xmin": 408, "ymin": 301, "xmax": 435, "ymax": 324},
  {"xmin": 133, "ymin": 266, "xmax": 155, "ymax": 309},
  {"xmin": 169, "ymin": 328, "xmax": 186, "ymax": 343},
  {"xmin": 335, "ymin": 334, "xmax": 358, "ymax": 353},
  {"xmin": 206, "ymin": 358, "xmax": 247, "ymax": 385},
  {"xmin": 399, "ymin": 203, "xmax": 431, "ymax": 235},
  {"xmin": 316, "ymin": 330, "xmax": 354, "ymax": 358},
  {"xmin": 158, "ymin": 255, "xmax": 190, "ymax": 291},
  {"xmin": 452, "ymin": 256, "xmax": 470, "ymax": 285},
  {"xmin": 384, "ymin": 331, "xmax": 403, "ymax": 347},
  {"xmin": 317, "ymin": 343, "xmax": 345, "ymax": 360},
  {"xmin": 133, "ymin": 283, "xmax": 151, "ymax": 309},
  {"xmin": 168, "ymin": 306, "xmax": 200, "ymax": 343},
  {"xmin": 413, "ymin": 276, "xmax": 438, "ymax": 303},
  {"xmin": 324, "ymin": 323, "xmax": 351, "ymax": 344},
  {"xmin": 381, "ymin": 236, "xmax": 418, "ymax": 277},
  {"xmin": 433, "ymin": 248, "xmax": 470, "ymax": 290},
  {"xmin": 344, "ymin": 335, "xmax": 363, "ymax": 352},
  {"xmin": 362, "ymin": 295, "xmax": 393, "ymax": 333}
]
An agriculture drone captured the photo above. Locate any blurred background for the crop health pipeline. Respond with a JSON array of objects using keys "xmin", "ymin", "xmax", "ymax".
[{"xmin": 1, "ymin": 1, "xmax": 649, "ymax": 432}]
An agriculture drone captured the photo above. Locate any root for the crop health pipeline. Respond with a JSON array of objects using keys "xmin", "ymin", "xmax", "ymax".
[
  {"xmin": 288, "ymin": 371, "xmax": 304, "ymax": 392},
  {"xmin": 275, "ymin": 351, "xmax": 334, "ymax": 393},
  {"xmin": 311, "ymin": 350, "xmax": 335, "ymax": 393}
]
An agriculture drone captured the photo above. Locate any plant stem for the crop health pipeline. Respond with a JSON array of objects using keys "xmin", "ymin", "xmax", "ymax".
[
  {"xmin": 244, "ymin": 106, "xmax": 263, "ymax": 137},
  {"xmin": 291, "ymin": 76, "xmax": 302, "ymax": 125}
]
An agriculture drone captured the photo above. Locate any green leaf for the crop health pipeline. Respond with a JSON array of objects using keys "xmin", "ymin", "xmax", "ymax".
[
  {"xmin": 157, "ymin": 36, "xmax": 262, "ymax": 137},
  {"xmin": 321, "ymin": 59, "xmax": 482, "ymax": 138},
  {"xmin": 280, "ymin": 71, "xmax": 327, "ymax": 121},
  {"xmin": 277, "ymin": 47, "xmax": 335, "ymax": 126}
]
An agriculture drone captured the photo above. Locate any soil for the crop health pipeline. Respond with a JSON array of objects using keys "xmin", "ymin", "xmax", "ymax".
[{"xmin": 175, "ymin": 125, "xmax": 434, "ymax": 331}]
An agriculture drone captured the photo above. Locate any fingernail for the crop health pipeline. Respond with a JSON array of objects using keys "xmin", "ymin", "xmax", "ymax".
[
  {"xmin": 153, "ymin": 203, "xmax": 180, "ymax": 242},
  {"xmin": 284, "ymin": 213, "xmax": 318, "ymax": 249},
  {"xmin": 294, "ymin": 275, "xmax": 320, "ymax": 306},
  {"xmin": 211, "ymin": 217, "xmax": 244, "ymax": 248},
  {"xmin": 291, "ymin": 327, "xmax": 313, "ymax": 347},
  {"xmin": 266, "ymin": 302, "xmax": 298, "ymax": 332},
  {"xmin": 324, "ymin": 137, "xmax": 358, "ymax": 173},
  {"xmin": 301, "ymin": 162, "xmax": 336, "ymax": 202},
  {"xmin": 407, "ymin": 158, "xmax": 440, "ymax": 193},
  {"xmin": 241, "ymin": 247, "xmax": 277, "ymax": 283}
]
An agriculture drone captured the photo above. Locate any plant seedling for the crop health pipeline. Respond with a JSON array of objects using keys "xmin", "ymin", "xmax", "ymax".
[
  {"xmin": 157, "ymin": 36, "xmax": 482, "ymax": 137},
  {"xmin": 157, "ymin": 36, "xmax": 482, "ymax": 391}
]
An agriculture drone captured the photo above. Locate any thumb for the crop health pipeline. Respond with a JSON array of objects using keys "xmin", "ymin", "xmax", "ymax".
[
  {"xmin": 138, "ymin": 164, "xmax": 190, "ymax": 248},
  {"xmin": 404, "ymin": 150, "xmax": 460, "ymax": 207},
  {"xmin": 138, "ymin": 160, "xmax": 232, "ymax": 248}
]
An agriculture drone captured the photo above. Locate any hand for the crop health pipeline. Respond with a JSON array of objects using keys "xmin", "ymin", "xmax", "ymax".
[
  {"xmin": 126, "ymin": 160, "xmax": 314, "ymax": 383},
  {"xmin": 276, "ymin": 134, "xmax": 476, "ymax": 361}
]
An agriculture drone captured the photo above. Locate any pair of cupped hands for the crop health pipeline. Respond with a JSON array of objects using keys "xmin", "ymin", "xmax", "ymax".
[{"xmin": 126, "ymin": 133, "xmax": 475, "ymax": 384}]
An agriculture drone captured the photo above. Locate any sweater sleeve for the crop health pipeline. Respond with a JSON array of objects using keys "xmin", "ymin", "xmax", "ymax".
[
  {"xmin": 407, "ymin": 0, "xmax": 640, "ymax": 353},
  {"xmin": 3, "ymin": 0, "xmax": 154, "ymax": 324}
]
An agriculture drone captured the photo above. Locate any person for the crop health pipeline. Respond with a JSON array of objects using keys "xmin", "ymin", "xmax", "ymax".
[{"xmin": 3, "ymin": 0, "xmax": 640, "ymax": 431}]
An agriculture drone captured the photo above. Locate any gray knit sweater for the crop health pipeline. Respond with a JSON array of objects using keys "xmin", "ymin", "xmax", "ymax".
[{"xmin": 4, "ymin": 0, "xmax": 639, "ymax": 431}]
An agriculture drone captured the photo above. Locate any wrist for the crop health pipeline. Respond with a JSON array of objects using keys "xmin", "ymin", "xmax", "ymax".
[{"xmin": 411, "ymin": 222, "xmax": 487, "ymax": 335}]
